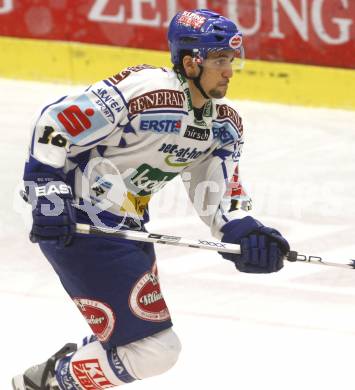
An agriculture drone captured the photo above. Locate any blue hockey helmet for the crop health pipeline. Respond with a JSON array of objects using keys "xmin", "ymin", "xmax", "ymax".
[{"xmin": 168, "ymin": 9, "xmax": 243, "ymax": 65}]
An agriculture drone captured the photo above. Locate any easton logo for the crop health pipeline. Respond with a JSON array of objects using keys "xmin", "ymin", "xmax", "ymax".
[
  {"xmin": 129, "ymin": 262, "xmax": 170, "ymax": 322},
  {"xmin": 73, "ymin": 298, "xmax": 115, "ymax": 343},
  {"xmin": 72, "ymin": 359, "xmax": 114, "ymax": 389},
  {"xmin": 129, "ymin": 90, "xmax": 185, "ymax": 115},
  {"xmin": 183, "ymin": 125, "xmax": 210, "ymax": 141},
  {"xmin": 35, "ymin": 183, "xmax": 72, "ymax": 197}
]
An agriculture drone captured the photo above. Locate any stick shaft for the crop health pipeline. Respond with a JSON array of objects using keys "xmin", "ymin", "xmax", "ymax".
[
  {"xmin": 75, "ymin": 223, "xmax": 355, "ymax": 270},
  {"xmin": 76, "ymin": 223, "xmax": 240, "ymax": 253},
  {"xmin": 288, "ymin": 254, "xmax": 355, "ymax": 270}
]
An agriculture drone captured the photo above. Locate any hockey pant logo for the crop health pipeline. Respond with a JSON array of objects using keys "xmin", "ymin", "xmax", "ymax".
[
  {"xmin": 73, "ymin": 298, "xmax": 116, "ymax": 343},
  {"xmin": 129, "ymin": 262, "xmax": 170, "ymax": 322}
]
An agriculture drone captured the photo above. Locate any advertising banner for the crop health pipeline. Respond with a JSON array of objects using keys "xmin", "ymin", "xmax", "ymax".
[{"xmin": 0, "ymin": 0, "xmax": 354, "ymax": 69}]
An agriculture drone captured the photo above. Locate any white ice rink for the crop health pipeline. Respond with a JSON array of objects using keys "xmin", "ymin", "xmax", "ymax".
[{"xmin": 1, "ymin": 77, "xmax": 355, "ymax": 390}]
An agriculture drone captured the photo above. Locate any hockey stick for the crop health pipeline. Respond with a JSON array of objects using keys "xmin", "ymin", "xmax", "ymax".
[
  {"xmin": 75, "ymin": 223, "xmax": 355, "ymax": 270},
  {"xmin": 75, "ymin": 223, "xmax": 237, "ymax": 252},
  {"xmin": 20, "ymin": 190, "xmax": 354, "ymax": 269}
]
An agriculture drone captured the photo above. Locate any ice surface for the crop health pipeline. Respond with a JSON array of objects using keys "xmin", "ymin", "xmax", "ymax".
[{"xmin": 1, "ymin": 78, "xmax": 355, "ymax": 390}]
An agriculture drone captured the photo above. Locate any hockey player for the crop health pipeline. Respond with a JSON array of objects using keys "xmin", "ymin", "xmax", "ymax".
[{"xmin": 13, "ymin": 9, "xmax": 290, "ymax": 390}]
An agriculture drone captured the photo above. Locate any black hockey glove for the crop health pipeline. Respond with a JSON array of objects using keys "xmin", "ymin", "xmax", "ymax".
[
  {"xmin": 220, "ymin": 216, "xmax": 290, "ymax": 273},
  {"xmin": 25, "ymin": 175, "xmax": 76, "ymax": 247}
]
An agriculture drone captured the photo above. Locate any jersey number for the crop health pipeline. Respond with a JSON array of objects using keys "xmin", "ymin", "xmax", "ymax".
[{"xmin": 38, "ymin": 126, "xmax": 67, "ymax": 147}]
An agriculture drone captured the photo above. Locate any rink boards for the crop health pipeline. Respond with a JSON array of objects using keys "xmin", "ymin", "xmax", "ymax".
[{"xmin": 0, "ymin": 35, "xmax": 354, "ymax": 110}]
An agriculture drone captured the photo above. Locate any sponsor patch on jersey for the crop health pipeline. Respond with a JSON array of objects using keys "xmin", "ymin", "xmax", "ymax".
[
  {"xmin": 212, "ymin": 122, "xmax": 240, "ymax": 146},
  {"xmin": 91, "ymin": 176, "xmax": 113, "ymax": 198},
  {"xmin": 183, "ymin": 125, "xmax": 210, "ymax": 141},
  {"xmin": 129, "ymin": 262, "xmax": 170, "ymax": 322},
  {"xmin": 73, "ymin": 298, "xmax": 115, "ymax": 343},
  {"xmin": 231, "ymin": 141, "xmax": 243, "ymax": 162},
  {"xmin": 227, "ymin": 166, "xmax": 246, "ymax": 198},
  {"xmin": 227, "ymin": 166, "xmax": 252, "ymax": 212},
  {"xmin": 158, "ymin": 143, "xmax": 204, "ymax": 167},
  {"xmin": 129, "ymin": 90, "xmax": 185, "ymax": 115},
  {"xmin": 50, "ymin": 95, "xmax": 108, "ymax": 141},
  {"xmin": 72, "ymin": 359, "xmax": 114, "ymax": 389},
  {"xmin": 93, "ymin": 176, "xmax": 113, "ymax": 191},
  {"xmin": 216, "ymin": 104, "xmax": 243, "ymax": 134},
  {"xmin": 91, "ymin": 87, "xmax": 124, "ymax": 124},
  {"xmin": 139, "ymin": 114, "xmax": 182, "ymax": 134},
  {"xmin": 120, "ymin": 192, "xmax": 151, "ymax": 217},
  {"xmin": 126, "ymin": 163, "xmax": 178, "ymax": 196},
  {"xmin": 177, "ymin": 11, "xmax": 207, "ymax": 30}
]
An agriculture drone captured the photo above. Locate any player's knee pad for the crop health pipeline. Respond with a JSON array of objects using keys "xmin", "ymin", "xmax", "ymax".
[
  {"xmin": 59, "ymin": 328, "xmax": 181, "ymax": 388},
  {"xmin": 117, "ymin": 327, "xmax": 182, "ymax": 379}
]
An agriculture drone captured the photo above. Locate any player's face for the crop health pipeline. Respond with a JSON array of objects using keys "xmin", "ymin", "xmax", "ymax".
[{"xmin": 199, "ymin": 50, "xmax": 236, "ymax": 99}]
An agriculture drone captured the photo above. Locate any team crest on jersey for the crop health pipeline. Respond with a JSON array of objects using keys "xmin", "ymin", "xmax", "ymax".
[
  {"xmin": 73, "ymin": 298, "xmax": 116, "ymax": 342},
  {"xmin": 129, "ymin": 262, "xmax": 170, "ymax": 322}
]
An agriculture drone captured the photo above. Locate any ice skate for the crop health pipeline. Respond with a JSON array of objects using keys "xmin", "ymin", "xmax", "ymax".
[{"xmin": 12, "ymin": 343, "xmax": 77, "ymax": 390}]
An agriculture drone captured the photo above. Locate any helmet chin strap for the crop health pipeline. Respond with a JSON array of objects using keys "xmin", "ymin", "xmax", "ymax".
[{"xmin": 186, "ymin": 66, "xmax": 210, "ymax": 100}]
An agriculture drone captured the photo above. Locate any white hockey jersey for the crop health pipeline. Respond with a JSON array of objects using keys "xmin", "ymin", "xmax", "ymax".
[{"xmin": 24, "ymin": 65, "xmax": 251, "ymax": 238}]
